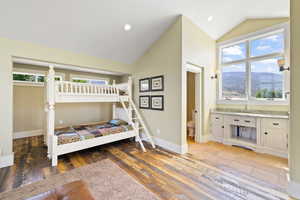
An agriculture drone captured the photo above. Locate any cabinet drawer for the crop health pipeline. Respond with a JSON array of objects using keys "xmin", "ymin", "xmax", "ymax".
[
  {"xmin": 262, "ymin": 118, "xmax": 288, "ymax": 130},
  {"xmin": 211, "ymin": 114, "xmax": 223, "ymax": 124},
  {"xmin": 226, "ymin": 116, "xmax": 256, "ymax": 127}
]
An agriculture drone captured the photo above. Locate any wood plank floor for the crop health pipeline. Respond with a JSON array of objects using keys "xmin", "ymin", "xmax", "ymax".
[
  {"xmin": 188, "ymin": 140, "xmax": 289, "ymax": 189},
  {"xmin": 0, "ymin": 136, "xmax": 289, "ymax": 200}
]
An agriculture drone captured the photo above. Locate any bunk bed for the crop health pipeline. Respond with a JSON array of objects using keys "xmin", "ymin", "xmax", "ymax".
[{"xmin": 44, "ymin": 65, "xmax": 155, "ymax": 166}]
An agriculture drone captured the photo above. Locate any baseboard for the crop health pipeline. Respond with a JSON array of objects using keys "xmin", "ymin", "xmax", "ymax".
[
  {"xmin": 201, "ymin": 134, "xmax": 212, "ymax": 143},
  {"xmin": 0, "ymin": 153, "xmax": 14, "ymax": 168},
  {"xmin": 256, "ymin": 146, "xmax": 288, "ymax": 159},
  {"xmin": 14, "ymin": 129, "xmax": 43, "ymax": 139},
  {"xmin": 288, "ymin": 180, "xmax": 300, "ymax": 199},
  {"xmin": 141, "ymin": 133, "xmax": 188, "ymax": 154}
]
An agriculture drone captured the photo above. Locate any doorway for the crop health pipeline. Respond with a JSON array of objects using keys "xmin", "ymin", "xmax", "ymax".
[{"xmin": 185, "ymin": 63, "xmax": 204, "ymax": 144}]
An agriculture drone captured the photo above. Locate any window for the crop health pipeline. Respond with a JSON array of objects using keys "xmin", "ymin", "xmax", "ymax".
[
  {"xmin": 71, "ymin": 77, "xmax": 108, "ymax": 85},
  {"xmin": 222, "ymin": 43, "xmax": 246, "ymax": 63},
  {"xmin": 218, "ymin": 25, "xmax": 289, "ymax": 103},
  {"xmin": 222, "ymin": 63, "xmax": 246, "ymax": 99},
  {"xmin": 250, "ymin": 57, "xmax": 283, "ymax": 99},
  {"xmin": 13, "ymin": 72, "xmax": 62, "ymax": 85}
]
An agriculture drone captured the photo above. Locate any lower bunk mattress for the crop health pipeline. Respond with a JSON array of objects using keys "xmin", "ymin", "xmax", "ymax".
[{"xmin": 55, "ymin": 119, "xmax": 133, "ymax": 145}]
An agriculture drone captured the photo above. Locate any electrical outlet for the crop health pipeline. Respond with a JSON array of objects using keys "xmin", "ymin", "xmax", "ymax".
[
  {"xmin": 59, "ymin": 120, "xmax": 64, "ymax": 125},
  {"xmin": 156, "ymin": 129, "xmax": 161, "ymax": 135}
]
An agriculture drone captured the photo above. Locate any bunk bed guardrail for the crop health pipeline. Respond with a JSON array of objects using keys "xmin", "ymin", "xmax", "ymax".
[{"xmin": 55, "ymin": 81, "xmax": 120, "ymax": 96}]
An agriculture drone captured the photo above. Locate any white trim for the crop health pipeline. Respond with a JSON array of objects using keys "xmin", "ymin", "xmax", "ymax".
[
  {"xmin": 184, "ymin": 61, "xmax": 206, "ymax": 144},
  {"xmin": 201, "ymin": 134, "xmax": 212, "ymax": 143},
  {"xmin": 217, "ymin": 99, "xmax": 289, "ymax": 106},
  {"xmin": 217, "ymin": 23, "xmax": 290, "ymax": 105},
  {"xmin": 256, "ymin": 146, "xmax": 288, "ymax": 158},
  {"xmin": 12, "ymin": 57, "xmax": 127, "ymax": 76},
  {"xmin": 217, "ymin": 22, "xmax": 289, "ymax": 46},
  {"xmin": 13, "ymin": 81, "xmax": 44, "ymax": 87},
  {"xmin": 288, "ymin": 181, "xmax": 300, "ymax": 199},
  {"xmin": 0, "ymin": 153, "xmax": 14, "ymax": 168},
  {"xmin": 141, "ymin": 133, "xmax": 188, "ymax": 154},
  {"xmin": 14, "ymin": 129, "xmax": 43, "ymax": 139},
  {"xmin": 13, "ymin": 69, "xmax": 65, "ymax": 87},
  {"xmin": 70, "ymin": 74, "xmax": 109, "ymax": 85}
]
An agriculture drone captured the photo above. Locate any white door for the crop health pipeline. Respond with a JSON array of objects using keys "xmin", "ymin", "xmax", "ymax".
[{"xmin": 194, "ymin": 71, "xmax": 202, "ymax": 143}]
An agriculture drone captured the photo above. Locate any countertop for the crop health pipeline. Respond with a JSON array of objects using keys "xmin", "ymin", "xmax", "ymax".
[{"xmin": 211, "ymin": 110, "xmax": 289, "ymax": 119}]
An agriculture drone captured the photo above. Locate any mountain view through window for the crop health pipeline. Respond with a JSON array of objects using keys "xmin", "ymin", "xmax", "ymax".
[{"xmin": 220, "ymin": 31, "xmax": 285, "ymax": 100}]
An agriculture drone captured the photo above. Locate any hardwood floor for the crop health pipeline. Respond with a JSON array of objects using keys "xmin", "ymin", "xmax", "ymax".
[
  {"xmin": 0, "ymin": 136, "xmax": 289, "ymax": 200},
  {"xmin": 188, "ymin": 140, "xmax": 289, "ymax": 190}
]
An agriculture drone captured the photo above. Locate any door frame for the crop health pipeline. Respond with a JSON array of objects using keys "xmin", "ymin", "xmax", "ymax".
[{"xmin": 185, "ymin": 62, "xmax": 205, "ymax": 143}]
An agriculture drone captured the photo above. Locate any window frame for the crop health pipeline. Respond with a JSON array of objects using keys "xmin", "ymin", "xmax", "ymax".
[
  {"xmin": 13, "ymin": 69, "xmax": 64, "ymax": 87},
  {"xmin": 217, "ymin": 23, "xmax": 290, "ymax": 105},
  {"xmin": 70, "ymin": 74, "xmax": 109, "ymax": 85}
]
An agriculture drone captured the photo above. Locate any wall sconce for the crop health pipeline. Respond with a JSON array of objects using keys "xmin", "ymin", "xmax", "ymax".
[
  {"xmin": 278, "ymin": 59, "xmax": 290, "ymax": 71},
  {"xmin": 211, "ymin": 74, "xmax": 218, "ymax": 79},
  {"xmin": 211, "ymin": 70, "xmax": 219, "ymax": 79}
]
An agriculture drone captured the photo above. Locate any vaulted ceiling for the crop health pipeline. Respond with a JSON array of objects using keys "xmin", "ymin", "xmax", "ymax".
[{"xmin": 0, "ymin": 0, "xmax": 289, "ymax": 64}]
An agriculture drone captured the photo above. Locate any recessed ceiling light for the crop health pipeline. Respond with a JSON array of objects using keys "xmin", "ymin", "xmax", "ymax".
[
  {"xmin": 124, "ymin": 24, "xmax": 132, "ymax": 31},
  {"xmin": 208, "ymin": 16, "xmax": 213, "ymax": 22}
]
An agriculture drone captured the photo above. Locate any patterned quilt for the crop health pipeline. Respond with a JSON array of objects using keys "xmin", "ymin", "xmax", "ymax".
[{"xmin": 55, "ymin": 120, "xmax": 133, "ymax": 145}]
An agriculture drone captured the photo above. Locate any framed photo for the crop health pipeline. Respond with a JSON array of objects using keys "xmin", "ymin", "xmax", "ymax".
[
  {"xmin": 139, "ymin": 96, "xmax": 150, "ymax": 109},
  {"xmin": 151, "ymin": 75, "xmax": 164, "ymax": 91},
  {"xmin": 139, "ymin": 78, "xmax": 151, "ymax": 92},
  {"xmin": 151, "ymin": 95, "xmax": 164, "ymax": 111}
]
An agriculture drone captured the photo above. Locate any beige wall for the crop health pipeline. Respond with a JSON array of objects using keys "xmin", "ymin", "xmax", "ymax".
[
  {"xmin": 217, "ymin": 18, "xmax": 290, "ymax": 43},
  {"xmin": 132, "ymin": 16, "xmax": 216, "ymax": 148},
  {"xmin": 290, "ymin": 0, "xmax": 300, "ymax": 187},
  {"xmin": 0, "ymin": 37, "xmax": 133, "ymax": 157},
  {"xmin": 13, "ymin": 63, "xmax": 121, "ymax": 133},
  {"xmin": 216, "ymin": 18, "xmax": 290, "ymax": 112},
  {"xmin": 133, "ymin": 17, "xmax": 183, "ymax": 146},
  {"xmin": 187, "ymin": 72, "xmax": 195, "ymax": 122},
  {"xmin": 182, "ymin": 16, "xmax": 217, "ymax": 140}
]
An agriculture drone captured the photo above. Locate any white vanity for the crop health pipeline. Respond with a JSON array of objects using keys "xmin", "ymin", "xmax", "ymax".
[{"xmin": 210, "ymin": 110, "xmax": 289, "ymax": 158}]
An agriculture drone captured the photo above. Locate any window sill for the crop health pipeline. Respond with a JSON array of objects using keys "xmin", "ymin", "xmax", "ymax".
[
  {"xmin": 13, "ymin": 82, "xmax": 44, "ymax": 87},
  {"xmin": 217, "ymin": 99, "xmax": 289, "ymax": 106}
]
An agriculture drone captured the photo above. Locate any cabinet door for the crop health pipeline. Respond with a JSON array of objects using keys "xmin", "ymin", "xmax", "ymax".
[
  {"xmin": 212, "ymin": 123, "xmax": 224, "ymax": 138},
  {"xmin": 211, "ymin": 114, "xmax": 224, "ymax": 139},
  {"xmin": 261, "ymin": 118, "xmax": 288, "ymax": 151},
  {"xmin": 262, "ymin": 129, "xmax": 287, "ymax": 150}
]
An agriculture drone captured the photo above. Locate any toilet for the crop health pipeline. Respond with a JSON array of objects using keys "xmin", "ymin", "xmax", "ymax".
[
  {"xmin": 187, "ymin": 110, "xmax": 196, "ymax": 138},
  {"xmin": 187, "ymin": 120, "xmax": 195, "ymax": 138}
]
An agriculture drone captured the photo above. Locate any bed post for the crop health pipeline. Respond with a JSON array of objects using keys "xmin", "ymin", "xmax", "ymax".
[
  {"xmin": 112, "ymin": 80, "xmax": 116, "ymax": 119},
  {"xmin": 128, "ymin": 77, "xmax": 133, "ymax": 122},
  {"xmin": 46, "ymin": 65, "xmax": 56, "ymax": 161}
]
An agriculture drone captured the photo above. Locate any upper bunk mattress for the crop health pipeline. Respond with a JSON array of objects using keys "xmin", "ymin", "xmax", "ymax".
[{"xmin": 55, "ymin": 120, "xmax": 133, "ymax": 145}]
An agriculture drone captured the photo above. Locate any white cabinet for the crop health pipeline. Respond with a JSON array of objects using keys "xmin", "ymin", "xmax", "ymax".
[
  {"xmin": 210, "ymin": 112, "xmax": 289, "ymax": 158},
  {"xmin": 261, "ymin": 118, "xmax": 288, "ymax": 151},
  {"xmin": 211, "ymin": 114, "xmax": 224, "ymax": 142}
]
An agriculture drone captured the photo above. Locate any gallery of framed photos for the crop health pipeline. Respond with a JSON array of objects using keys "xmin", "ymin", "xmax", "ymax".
[{"xmin": 139, "ymin": 75, "xmax": 164, "ymax": 111}]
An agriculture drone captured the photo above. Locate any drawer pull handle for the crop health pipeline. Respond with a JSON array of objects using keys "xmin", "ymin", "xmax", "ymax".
[
  {"xmin": 216, "ymin": 117, "xmax": 219, "ymax": 120},
  {"xmin": 234, "ymin": 119, "xmax": 239, "ymax": 122},
  {"xmin": 264, "ymin": 132, "xmax": 268, "ymax": 135},
  {"xmin": 245, "ymin": 120, "xmax": 251, "ymax": 123},
  {"xmin": 273, "ymin": 123, "xmax": 279, "ymax": 126}
]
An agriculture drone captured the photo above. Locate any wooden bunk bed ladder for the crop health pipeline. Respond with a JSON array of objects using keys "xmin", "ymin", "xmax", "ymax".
[{"xmin": 120, "ymin": 98, "xmax": 156, "ymax": 149}]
